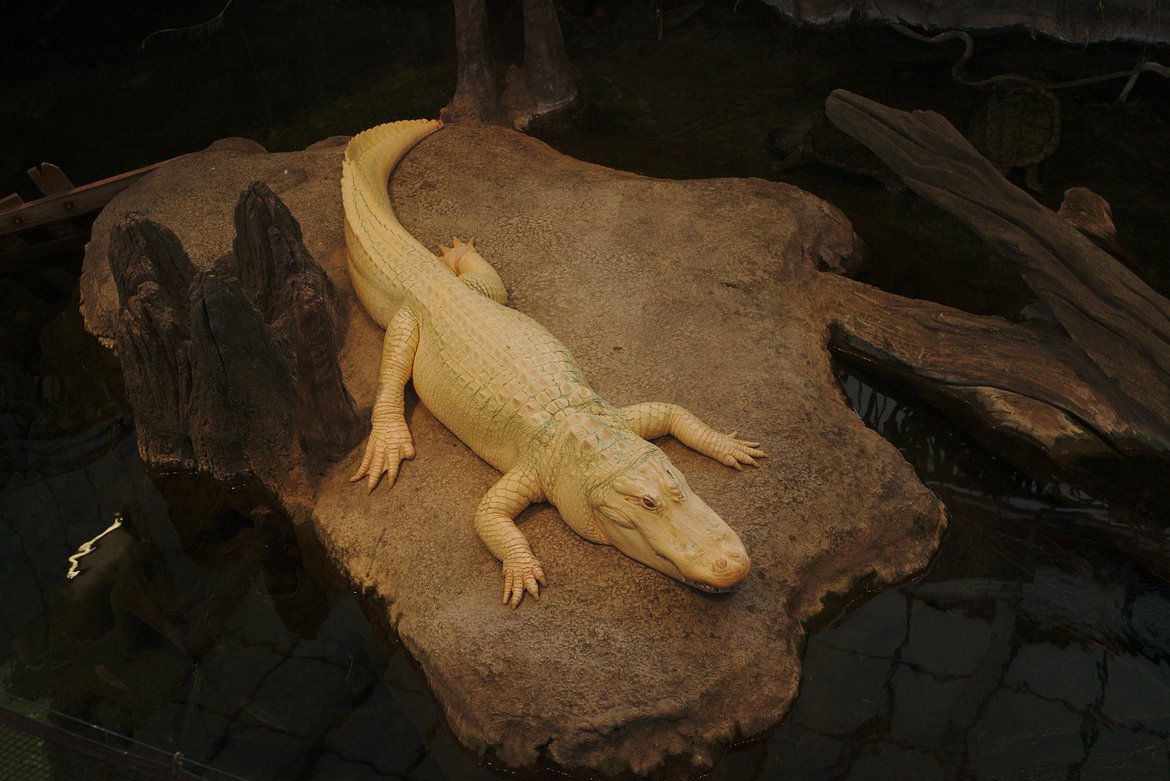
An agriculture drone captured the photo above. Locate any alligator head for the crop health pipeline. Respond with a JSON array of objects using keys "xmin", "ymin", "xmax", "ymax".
[
  {"xmin": 590, "ymin": 449, "xmax": 750, "ymax": 592},
  {"xmin": 546, "ymin": 415, "xmax": 750, "ymax": 593}
]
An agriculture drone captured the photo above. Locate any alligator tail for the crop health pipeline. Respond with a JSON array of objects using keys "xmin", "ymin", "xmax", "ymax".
[{"xmin": 341, "ymin": 118, "xmax": 444, "ymax": 267}]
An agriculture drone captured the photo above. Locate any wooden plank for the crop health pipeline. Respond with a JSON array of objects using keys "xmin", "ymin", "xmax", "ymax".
[
  {"xmin": 0, "ymin": 193, "xmax": 24, "ymax": 213},
  {"xmin": 27, "ymin": 162, "xmax": 75, "ymax": 196},
  {"xmin": 0, "ymin": 158, "xmax": 176, "ymax": 238}
]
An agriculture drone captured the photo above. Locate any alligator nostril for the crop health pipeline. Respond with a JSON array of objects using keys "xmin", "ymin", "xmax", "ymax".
[{"xmin": 712, "ymin": 550, "xmax": 750, "ymax": 582}]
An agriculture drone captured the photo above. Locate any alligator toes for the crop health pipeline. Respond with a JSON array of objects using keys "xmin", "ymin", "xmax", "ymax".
[
  {"xmin": 736, "ymin": 443, "xmax": 767, "ymax": 456},
  {"xmin": 350, "ymin": 426, "xmax": 415, "ymax": 492},
  {"xmin": 707, "ymin": 433, "xmax": 764, "ymax": 468},
  {"xmin": 502, "ymin": 557, "xmax": 546, "ymax": 608}
]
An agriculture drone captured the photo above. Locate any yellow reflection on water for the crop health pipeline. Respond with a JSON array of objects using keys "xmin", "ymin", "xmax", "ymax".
[{"xmin": 65, "ymin": 513, "xmax": 124, "ymax": 580}]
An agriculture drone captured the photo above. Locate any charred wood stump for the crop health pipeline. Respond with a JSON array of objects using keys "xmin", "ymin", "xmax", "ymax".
[
  {"xmin": 186, "ymin": 269, "xmax": 296, "ymax": 475},
  {"xmin": 821, "ymin": 89, "xmax": 1170, "ymax": 506},
  {"xmin": 108, "ymin": 182, "xmax": 362, "ymax": 482},
  {"xmin": 109, "ymin": 220, "xmax": 196, "ymax": 468},
  {"xmin": 293, "ymin": 282, "xmax": 360, "ymax": 464}
]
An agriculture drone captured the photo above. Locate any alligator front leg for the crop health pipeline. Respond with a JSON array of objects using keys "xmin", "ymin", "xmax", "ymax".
[
  {"xmin": 474, "ymin": 466, "xmax": 547, "ymax": 608},
  {"xmin": 620, "ymin": 402, "xmax": 768, "ymax": 469},
  {"xmin": 351, "ymin": 305, "xmax": 420, "ymax": 491}
]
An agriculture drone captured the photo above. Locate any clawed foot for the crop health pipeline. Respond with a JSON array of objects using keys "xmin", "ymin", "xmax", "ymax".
[
  {"xmin": 502, "ymin": 554, "xmax": 546, "ymax": 609},
  {"xmin": 350, "ymin": 425, "xmax": 415, "ymax": 491},
  {"xmin": 713, "ymin": 431, "xmax": 768, "ymax": 470},
  {"xmin": 438, "ymin": 236, "xmax": 478, "ymax": 274}
]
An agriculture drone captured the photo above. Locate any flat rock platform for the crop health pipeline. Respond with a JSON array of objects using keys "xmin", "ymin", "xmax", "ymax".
[{"xmin": 80, "ymin": 124, "xmax": 946, "ymax": 776}]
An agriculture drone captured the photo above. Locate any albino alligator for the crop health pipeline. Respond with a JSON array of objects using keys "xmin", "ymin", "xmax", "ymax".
[{"xmin": 342, "ymin": 119, "xmax": 765, "ymax": 607}]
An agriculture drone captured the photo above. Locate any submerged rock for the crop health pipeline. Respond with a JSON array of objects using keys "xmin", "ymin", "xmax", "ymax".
[{"xmin": 81, "ymin": 125, "xmax": 944, "ymax": 776}]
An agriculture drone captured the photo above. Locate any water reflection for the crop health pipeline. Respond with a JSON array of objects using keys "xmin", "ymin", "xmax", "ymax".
[
  {"xmin": 716, "ymin": 367, "xmax": 1170, "ymax": 780},
  {"xmin": 0, "ymin": 303, "xmax": 455, "ymax": 779}
]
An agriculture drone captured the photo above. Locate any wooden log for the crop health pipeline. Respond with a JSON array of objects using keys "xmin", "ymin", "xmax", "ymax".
[
  {"xmin": 820, "ymin": 89, "xmax": 1170, "ymax": 495},
  {"xmin": 825, "ymin": 89, "xmax": 1170, "ymax": 424},
  {"xmin": 109, "ymin": 216, "xmax": 195, "ymax": 313},
  {"xmin": 225, "ymin": 182, "xmax": 341, "ymax": 364},
  {"xmin": 759, "ymin": 0, "xmax": 1170, "ymax": 46},
  {"xmin": 224, "ymin": 182, "xmax": 361, "ymax": 464},
  {"xmin": 293, "ymin": 283, "xmax": 363, "ymax": 465},
  {"xmin": 822, "ymin": 275, "xmax": 1167, "ymax": 480},
  {"xmin": 186, "ymin": 269, "xmax": 296, "ymax": 477}
]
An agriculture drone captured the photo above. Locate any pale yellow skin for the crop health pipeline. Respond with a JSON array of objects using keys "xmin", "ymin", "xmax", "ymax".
[{"xmin": 342, "ymin": 120, "xmax": 765, "ymax": 607}]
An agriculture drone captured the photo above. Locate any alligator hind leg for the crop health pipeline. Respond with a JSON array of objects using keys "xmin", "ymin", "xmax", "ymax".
[
  {"xmin": 439, "ymin": 237, "xmax": 508, "ymax": 305},
  {"xmin": 619, "ymin": 402, "xmax": 768, "ymax": 469},
  {"xmin": 474, "ymin": 466, "xmax": 547, "ymax": 608},
  {"xmin": 351, "ymin": 305, "xmax": 420, "ymax": 491}
]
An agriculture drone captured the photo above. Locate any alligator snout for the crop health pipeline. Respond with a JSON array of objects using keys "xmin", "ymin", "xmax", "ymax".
[{"xmin": 705, "ymin": 546, "xmax": 750, "ymax": 591}]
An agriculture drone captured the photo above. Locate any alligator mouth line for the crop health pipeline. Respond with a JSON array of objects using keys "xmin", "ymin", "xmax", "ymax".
[
  {"xmin": 651, "ymin": 550, "xmax": 738, "ymax": 593},
  {"xmin": 681, "ymin": 575, "xmax": 735, "ymax": 594}
]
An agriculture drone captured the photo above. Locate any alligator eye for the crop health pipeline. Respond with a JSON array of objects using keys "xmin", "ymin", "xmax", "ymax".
[{"xmin": 641, "ymin": 496, "xmax": 657, "ymax": 510}]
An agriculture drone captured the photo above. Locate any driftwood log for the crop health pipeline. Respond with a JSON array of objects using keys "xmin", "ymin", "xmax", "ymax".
[
  {"xmin": 108, "ymin": 182, "xmax": 362, "ymax": 483},
  {"xmin": 822, "ymin": 89, "xmax": 1170, "ymax": 508},
  {"xmin": 760, "ymin": 0, "xmax": 1170, "ymax": 46}
]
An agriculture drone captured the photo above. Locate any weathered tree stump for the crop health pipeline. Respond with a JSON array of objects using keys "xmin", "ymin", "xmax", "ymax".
[
  {"xmin": 518, "ymin": 0, "xmax": 578, "ymax": 114},
  {"xmin": 822, "ymin": 89, "xmax": 1170, "ymax": 504},
  {"xmin": 109, "ymin": 220, "xmax": 197, "ymax": 468},
  {"xmin": 443, "ymin": 0, "xmax": 577, "ymax": 127},
  {"xmin": 108, "ymin": 182, "xmax": 362, "ymax": 482},
  {"xmin": 445, "ymin": 0, "xmax": 502, "ymax": 124}
]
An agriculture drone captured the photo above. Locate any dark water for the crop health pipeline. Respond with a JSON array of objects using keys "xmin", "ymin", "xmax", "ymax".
[
  {"xmin": 3, "ymin": 1, "xmax": 1169, "ymax": 779},
  {"xmin": 739, "ymin": 368, "xmax": 1170, "ymax": 780}
]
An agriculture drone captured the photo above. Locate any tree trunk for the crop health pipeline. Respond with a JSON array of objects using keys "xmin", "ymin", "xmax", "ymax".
[
  {"xmin": 521, "ymin": 0, "xmax": 577, "ymax": 113},
  {"xmin": 444, "ymin": 0, "xmax": 502, "ymax": 123}
]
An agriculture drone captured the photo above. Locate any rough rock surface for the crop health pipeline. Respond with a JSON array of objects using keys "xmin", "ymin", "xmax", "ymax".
[{"xmin": 80, "ymin": 126, "xmax": 946, "ymax": 776}]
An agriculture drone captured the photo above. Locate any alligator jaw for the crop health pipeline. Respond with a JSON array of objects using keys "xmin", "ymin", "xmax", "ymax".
[
  {"xmin": 650, "ymin": 547, "xmax": 748, "ymax": 593},
  {"xmin": 681, "ymin": 576, "xmax": 736, "ymax": 594}
]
